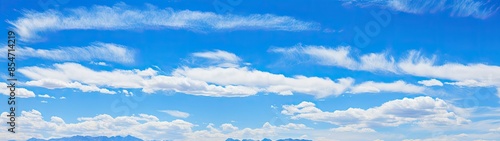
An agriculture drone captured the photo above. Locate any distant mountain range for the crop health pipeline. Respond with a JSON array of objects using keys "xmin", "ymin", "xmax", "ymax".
[
  {"xmin": 27, "ymin": 135, "xmax": 143, "ymax": 141},
  {"xmin": 26, "ymin": 136, "xmax": 311, "ymax": 141}
]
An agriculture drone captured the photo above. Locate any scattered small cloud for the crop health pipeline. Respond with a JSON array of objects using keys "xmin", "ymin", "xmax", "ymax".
[
  {"xmin": 37, "ymin": 94, "xmax": 56, "ymax": 99},
  {"xmin": 418, "ymin": 79, "xmax": 444, "ymax": 87},
  {"xmin": 159, "ymin": 110, "xmax": 190, "ymax": 118}
]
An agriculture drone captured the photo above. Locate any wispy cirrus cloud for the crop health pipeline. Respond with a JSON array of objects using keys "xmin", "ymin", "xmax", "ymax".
[
  {"xmin": 192, "ymin": 50, "xmax": 242, "ymax": 67},
  {"xmin": 159, "ymin": 110, "xmax": 190, "ymax": 118},
  {"xmin": 18, "ymin": 49, "xmax": 428, "ymax": 98},
  {"xmin": 270, "ymin": 44, "xmax": 397, "ymax": 73},
  {"xmin": 8, "ymin": 3, "xmax": 320, "ymax": 42},
  {"xmin": 398, "ymin": 50, "xmax": 500, "ymax": 88},
  {"xmin": 342, "ymin": 0, "xmax": 499, "ymax": 19},
  {"xmin": 273, "ymin": 44, "xmax": 500, "ymax": 91},
  {"xmin": 348, "ymin": 80, "xmax": 425, "ymax": 94},
  {"xmin": 1, "ymin": 42, "xmax": 134, "ymax": 64}
]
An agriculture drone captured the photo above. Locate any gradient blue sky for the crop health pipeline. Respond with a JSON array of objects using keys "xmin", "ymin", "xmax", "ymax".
[{"xmin": 1, "ymin": 0, "xmax": 500, "ymax": 141}]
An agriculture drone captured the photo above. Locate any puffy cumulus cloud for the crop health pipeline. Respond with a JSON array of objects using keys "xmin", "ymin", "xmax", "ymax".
[
  {"xmin": 281, "ymin": 96, "xmax": 470, "ymax": 128},
  {"xmin": 342, "ymin": 0, "xmax": 499, "ymax": 19},
  {"xmin": 269, "ymin": 45, "xmax": 397, "ymax": 73},
  {"xmin": 0, "ymin": 110, "xmax": 193, "ymax": 141},
  {"xmin": 159, "ymin": 110, "xmax": 190, "ymax": 118},
  {"xmin": 0, "ymin": 110, "xmax": 313, "ymax": 141},
  {"xmin": 0, "ymin": 43, "xmax": 134, "ymax": 64},
  {"xmin": 184, "ymin": 122, "xmax": 311, "ymax": 141},
  {"xmin": 418, "ymin": 79, "xmax": 444, "ymax": 87},
  {"xmin": 8, "ymin": 3, "xmax": 319, "ymax": 42},
  {"xmin": 0, "ymin": 82, "xmax": 36, "ymax": 98},
  {"xmin": 348, "ymin": 80, "xmax": 425, "ymax": 94}
]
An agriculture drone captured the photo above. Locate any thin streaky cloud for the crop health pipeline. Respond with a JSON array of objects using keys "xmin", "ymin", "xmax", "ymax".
[
  {"xmin": 270, "ymin": 44, "xmax": 397, "ymax": 73},
  {"xmin": 192, "ymin": 50, "xmax": 242, "ymax": 67},
  {"xmin": 342, "ymin": 0, "xmax": 499, "ymax": 19},
  {"xmin": 37, "ymin": 94, "xmax": 55, "ymax": 99},
  {"xmin": 273, "ymin": 45, "xmax": 500, "ymax": 89},
  {"xmin": 8, "ymin": 3, "xmax": 320, "ymax": 41},
  {"xmin": 348, "ymin": 80, "xmax": 425, "ymax": 94},
  {"xmin": 1, "ymin": 42, "xmax": 134, "ymax": 64},
  {"xmin": 159, "ymin": 110, "xmax": 190, "ymax": 118}
]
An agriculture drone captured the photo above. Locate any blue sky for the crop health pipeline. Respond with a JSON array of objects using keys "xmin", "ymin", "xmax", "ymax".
[{"xmin": 1, "ymin": 0, "xmax": 500, "ymax": 140}]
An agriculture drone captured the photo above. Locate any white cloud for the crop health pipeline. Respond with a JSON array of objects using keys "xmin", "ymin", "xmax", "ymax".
[
  {"xmin": 0, "ymin": 110, "xmax": 193, "ymax": 141},
  {"xmin": 342, "ymin": 0, "xmax": 499, "ymax": 19},
  {"xmin": 274, "ymin": 46, "xmax": 500, "ymax": 89},
  {"xmin": 192, "ymin": 50, "xmax": 242, "ymax": 67},
  {"xmin": 358, "ymin": 52, "xmax": 397, "ymax": 73},
  {"xmin": 0, "ymin": 110, "xmax": 314, "ymax": 141},
  {"xmin": 90, "ymin": 61, "xmax": 108, "ymax": 66},
  {"xmin": 497, "ymin": 88, "xmax": 500, "ymax": 99},
  {"xmin": 220, "ymin": 123, "xmax": 239, "ymax": 131},
  {"xmin": 418, "ymin": 79, "xmax": 444, "ymax": 87},
  {"xmin": 270, "ymin": 45, "xmax": 357, "ymax": 70},
  {"xmin": 1, "ymin": 43, "xmax": 134, "ymax": 64},
  {"xmin": 270, "ymin": 45, "xmax": 397, "ymax": 73},
  {"xmin": 37, "ymin": 94, "xmax": 55, "ymax": 99},
  {"xmin": 40, "ymin": 100, "xmax": 48, "ymax": 103},
  {"xmin": 349, "ymin": 80, "xmax": 425, "ymax": 94},
  {"xmin": 403, "ymin": 132, "xmax": 500, "ymax": 141},
  {"xmin": 8, "ymin": 3, "xmax": 319, "ymax": 41},
  {"xmin": 172, "ymin": 66, "xmax": 354, "ymax": 98},
  {"xmin": 281, "ymin": 96, "xmax": 470, "ymax": 128},
  {"xmin": 490, "ymin": 127, "xmax": 500, "ymax": 132},
  {"xmin": 19, "ymin": 62, "xmax": 260, "ymax": 97},
  {"xmin": 19, "ymin": 62, "xmax": 358, "ymax": 98},
  {"xmin": 184, "ymin": 122, "xmax": 312, "ymax": 141},
  {"xmin": 26, "ymin": 79, "xmax": 117, "ymax": 94},
  {"xmin": 0, "ymin": 82, "xmax": 36, "ymax": 98},
  {"xmin": 330, "ymin": 125, "xmax": 376, "ymax": 133},
  {"xmin": 398, "ymin": 50, "xmax": 500, "ymax": 87},
  {"xmin": 445, "ymin": 80, "xmax": 490, "ymax": 87},
  {"xmin": 159, "ymin": 110, "xmax": 190, "ymax": 118},
  {"xmin": 121, "ymin": 90, "xmax": 133, "ymax": 97},
  {"xmin": 1, "ymin": 109, "xmax": 498, "ymax": 141},
  {"xmin": 59, "ymin": 96, "xmax": 66, "ymax": 99},
  {"xmin": 20, "ymin": 48, "xmax": 464, "ymax": 98}
]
